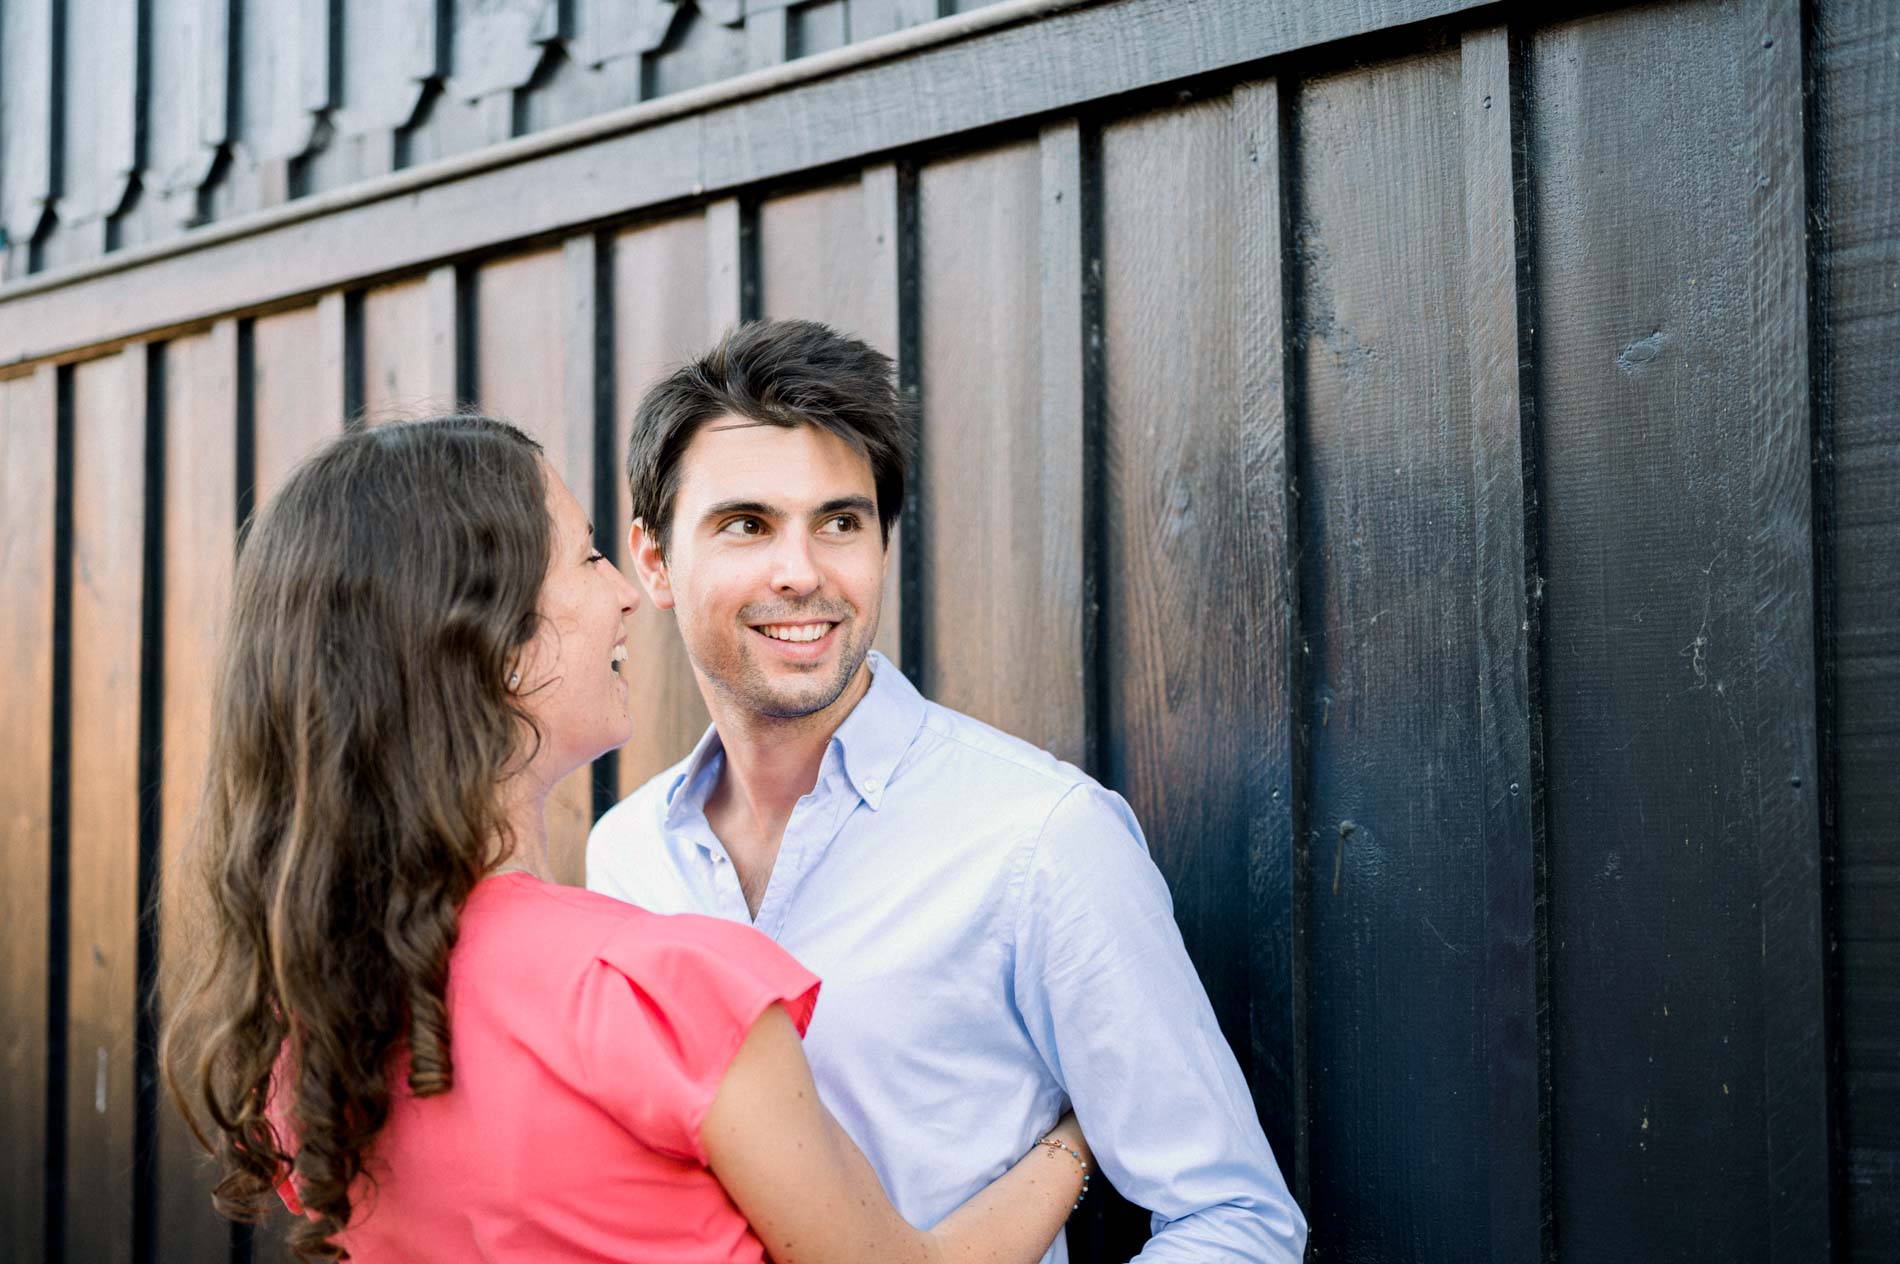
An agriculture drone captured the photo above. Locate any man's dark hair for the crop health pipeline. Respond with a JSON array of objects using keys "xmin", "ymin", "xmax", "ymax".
[{"xmin": 626, "ymin": 318, "xmax": 913, "ymax": 559}]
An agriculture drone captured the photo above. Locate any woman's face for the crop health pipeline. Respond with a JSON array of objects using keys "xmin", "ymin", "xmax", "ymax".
[{"xmin": 513, "ymin": 461, "xmax": 642, "ymax": 784}]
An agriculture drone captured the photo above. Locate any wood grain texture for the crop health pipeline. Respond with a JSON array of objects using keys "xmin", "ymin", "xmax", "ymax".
[
  {"xmin": 915, "ymin": 134, "xmax": 1085, "ymax": 760},
  {"xmin": 0, "ymin": 0, "xmax": 1490, "ymax": 368},
  {"xmin": 1811, "ymin": 0, "xmax": 1900, "ymax": 1256},
  {"xmin": 1460, "ymin": 26, "xmax": 1548, "ymax": 1262},
  {"xmin": 1228, "ymin": 77, "xmax": 1304, "ymax": 1201},
  {"xmin": 252, "ymin": 306, "xmax": 343, "ymax": 499},
  {"xmin": 64, "ymin": 347, "xmax": 147, "ymax": 1264},
  {"xmin": 758, "ymin": 170, "xmax": 907, "ymax": 668},
  {"xmin": 610, "ymin": 213, "xmax": 718, "ymax": 797},
  {"xmin": 473, "ymin": 247, "xmax": 595, "ymax": 883},
  {"xmin": 1740, "ymin": 3, "xmax": 1830, "ymax": 1257},
  {"xmin": 360, "ymin": 278, "xmax": 453, "ymax": 421},
  {"xmin": 1531, "ymin": 4, "xmax": 1820, "ymax": 1256},
  {"xmin": 1096, "ymin": 94, "xmax": 1280, "ymax": 1259},
  {"xmin": 1292, "ymin": 48, "xmax": 1490, "ymax": 1260},
  {"xmin": 0, "ymin": 365, "xmax": 57, "ymax": 1263},
  {"xmin": 154, "ymin": 323, "xmax": 239, "ymax": 1263}
]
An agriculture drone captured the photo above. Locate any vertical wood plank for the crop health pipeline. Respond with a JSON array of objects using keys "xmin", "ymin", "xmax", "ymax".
[
  {"xmin": 758, "ymin": 171, "xmax": 907, "ymax": 668},
  {"xmin": 360, "ymin": 278, "xmax": 449, "ymax": 421},
  {"xmin": 1744, "ymin": 2, "xmax": 1831, "ymax": 1258},
  {"xmin": 1229, "ymin": 77, "xmax": 1305, "ymax": 1201},
  {"xmin": 0, "ymin": 0, "xmax": 57, "ymax": 279},
  {"xmin": 914, "ymin": 134, "xmax": 1084, "ymax": 760},
  {"xmin": 611, "ymin": 212, "xmax": 718, "ymax": 795},
  {"xmin": 473, "ymin": 246, "xmax": 594, "ymax": 884},
  {"xmin": 65, "ymin": 347, "xmax": 148, "ymax": 1264},
  {"xmin": 1291, "ymin": 50, "xmax": 1488, "ymax": 1260},
  {"xmin": 1461, "ymin": 25, "xmax": 1549, "ymax": 1263},
  {"xmin": 1531, "ymin": 4, "xmax": 1824, "ymax": 1256},
  {"xmin": 253, "ymin": 306, "xmax": 342, "ymax": 499},
  {"xmin": 154, "ymin": 321, "xmax": 239, "ymax": 1264},
  {"xmin": 1811, "ymin": 0, "xmax": 1900, "ymax": 1254},
  {"xmin": 0, "ymin": 365, "xmax": 58, "ymax": 1263},
  {"xmin": 1096, "ymin": 94, "xmax": 1284, "ymax": 1259}
]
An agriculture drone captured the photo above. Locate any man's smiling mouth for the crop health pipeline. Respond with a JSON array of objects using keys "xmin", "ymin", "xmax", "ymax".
[{"xmin": 754, "ymin": 622, "xmax": 836, "ymax": 643}]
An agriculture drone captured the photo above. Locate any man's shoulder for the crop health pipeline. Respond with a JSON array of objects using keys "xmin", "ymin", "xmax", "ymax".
[{"xmin": 910, "ymin": 700, "xmax": 1100, "ymax": 811}]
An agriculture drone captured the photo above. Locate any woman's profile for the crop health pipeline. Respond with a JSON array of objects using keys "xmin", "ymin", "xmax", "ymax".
[{"xmin": 161, "ymin": 415, "xmax": 1091, "ymax": 1262}]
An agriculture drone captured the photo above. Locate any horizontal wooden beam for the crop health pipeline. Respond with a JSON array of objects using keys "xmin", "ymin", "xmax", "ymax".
[{"xmin": 0, "ymin": 0, "xmax": 1482, "ymax": 369}]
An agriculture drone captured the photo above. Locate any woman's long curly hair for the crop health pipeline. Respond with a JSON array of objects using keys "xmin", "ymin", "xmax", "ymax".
[{"xmin": 161, "ymin": 415, "xmax": 550, "ymax": 1259}]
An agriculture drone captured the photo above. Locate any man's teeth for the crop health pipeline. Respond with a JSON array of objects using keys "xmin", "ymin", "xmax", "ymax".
[
  {"xmin": 610, "ymin": 643, "xmax": 628, "ymax": 671},
  {"xmin": 758, "ymin": 623, "xmax": 831, "ymax": 643}
]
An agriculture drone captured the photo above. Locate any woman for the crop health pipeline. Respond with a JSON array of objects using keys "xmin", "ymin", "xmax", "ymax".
[{"xmin": 162, "ymin": 416, "xmax": 1091, "ymax": 1262}]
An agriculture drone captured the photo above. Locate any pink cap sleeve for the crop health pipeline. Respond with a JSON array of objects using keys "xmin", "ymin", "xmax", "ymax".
[{"xmin": 576, "ymin": 913, "xmax": 820, "ymax": 1164}]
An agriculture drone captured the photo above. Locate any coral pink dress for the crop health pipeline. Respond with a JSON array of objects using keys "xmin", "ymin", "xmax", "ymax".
[{"xmin": 272, "ymin": 872, "xmax": 819, "ymax": 1262}]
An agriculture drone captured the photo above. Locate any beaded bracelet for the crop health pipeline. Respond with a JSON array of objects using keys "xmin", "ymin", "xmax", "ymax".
[{"xmin": 1035, "ymin": 1135, "xmax": 1092, "ymax": 1212}]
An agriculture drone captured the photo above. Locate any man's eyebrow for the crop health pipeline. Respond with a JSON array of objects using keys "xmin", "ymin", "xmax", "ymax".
[
  {"xmin": 699, "ymin": 499, "xmax": 780, "ymax": 523},
  {"xmin": 816, "ymin": 496, "xmax": 878, "ymax": 518}
]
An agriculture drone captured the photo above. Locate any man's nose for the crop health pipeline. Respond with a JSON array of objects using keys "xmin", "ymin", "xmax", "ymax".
[{"xmin": 768, "ymin": 531, "xmax": 822, "ymax": 596}]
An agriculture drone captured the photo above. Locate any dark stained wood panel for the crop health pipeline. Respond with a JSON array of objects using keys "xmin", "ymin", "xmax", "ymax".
[
  {"xmin": 154, "ymin": 324, "xmax": 240, "ymax": 1262},
  {"xmin": 610, "ymin": 212, "xmax": 723, "ymax": 795},
  {"xmin": 474, "ymin": 247, "xmax": 595, "ymax": 884},
  {"xmin": 1459, "ymin": 26, "xmax": 1547, "ymax": 1260},
  {"xmin": 758, "ymin": 171, "xmax": 906, "ymax": 668},
  {"xmin": 1289, "ymin": 49, "xmax": 1490, "ymax": 1259},
  {"xmin": 1813, "ymin": 0, "xmax": 1900, "ymax": 1255},
  {"xmin": 1532, "ymin": 3, "xmax": 1827, "ymax": 1257},
  {"xmin": 64, "ymin": 347, "xmax": 147, "ymax": 1264},
  {"xmin": 0, "ymin": 366, "xmax": 57, "ymax": 1263},
  {"xmin": 915, "ymin": 134, "xmax": 1086, "ymax": 761},
  {"xmin": 1096, "ymin": 92, "xmax": 1284, "ymax": 1259}
]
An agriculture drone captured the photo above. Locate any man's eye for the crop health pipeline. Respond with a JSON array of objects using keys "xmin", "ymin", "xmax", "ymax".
[
  {"xmin": 821, "ymin": 514, "xmax": 860, "ymax": 534},
  {"xmin": 720, "ymin": 517, "xmax": 765, "ymax": 536}
]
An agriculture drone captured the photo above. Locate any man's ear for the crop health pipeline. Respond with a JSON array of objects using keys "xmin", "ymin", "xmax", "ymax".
[{"xmin": 628, "ymin": 518, "xmax": 675, "ymax": 611}]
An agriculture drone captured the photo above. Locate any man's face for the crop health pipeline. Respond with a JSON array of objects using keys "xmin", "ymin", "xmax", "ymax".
[{"xmin": 634, "ymin": 419, "xmax": 887, "ymax": 723}]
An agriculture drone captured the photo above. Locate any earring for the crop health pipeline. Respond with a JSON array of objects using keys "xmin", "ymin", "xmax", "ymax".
[{"xmin": 508, "ymin": 671, "xmax": 521, "ymax": 690}]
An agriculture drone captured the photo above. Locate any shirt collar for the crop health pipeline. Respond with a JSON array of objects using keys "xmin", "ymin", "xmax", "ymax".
[
  {"xmin": 662, "ymin": 651, "xmax": 926, "ymax": 821},
  {"xmin": 827, "ymin": 651, "xmax": 927, "ymax": 811}
]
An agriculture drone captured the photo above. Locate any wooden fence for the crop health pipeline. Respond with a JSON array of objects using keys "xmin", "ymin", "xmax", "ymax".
[{"xmin": 1, "ymin": 0, "xmax": 1895, "ymax": 1260}]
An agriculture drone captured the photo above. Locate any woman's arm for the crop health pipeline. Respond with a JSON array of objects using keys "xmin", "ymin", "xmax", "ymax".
[{"xmin": 702, "ymin": 1004, "xmax": 1090, "ymax": 1264}]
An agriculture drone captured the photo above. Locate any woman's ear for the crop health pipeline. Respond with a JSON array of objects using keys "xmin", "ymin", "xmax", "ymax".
[{"xmin": 628, "ymin": 518, "xmax": 675, "ymax": 611}]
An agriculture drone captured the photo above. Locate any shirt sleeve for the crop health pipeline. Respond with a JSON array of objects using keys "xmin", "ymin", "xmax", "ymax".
[
  {"xmin": 577, "ymin": 912, "xmax": 821, "ymax": 1164},
  {"xmin": 1011, "ymin": 783, "xmax": 1308, "ymax": 1263}
]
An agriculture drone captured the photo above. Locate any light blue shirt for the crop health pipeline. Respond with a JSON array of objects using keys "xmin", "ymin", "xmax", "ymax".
[{"xmin": 586, "ymin": 653, "xmax": 1305, "ymax": 1262}]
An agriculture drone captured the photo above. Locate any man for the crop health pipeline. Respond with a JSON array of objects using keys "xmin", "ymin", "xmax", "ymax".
[{"xmin": 587, "ymin": 319, "xmax": 1306, "ymax": 1261}]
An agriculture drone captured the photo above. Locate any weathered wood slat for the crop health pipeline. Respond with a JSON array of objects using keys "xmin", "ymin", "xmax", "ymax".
[
  {"xmin": 608, "ymin": 211, "xmax": 720, "ymax": 796},
  {"xmin": 252, "ymin": 305, "xmax": 345, "ymax": 497},
  {"xmin": 154, "ymin": 322, "xmax": 240, "ymax": 1263},
  {"xmin": 1096, "ymin": 92, "xmax": 1277, "ymax": 1260},
  {"xmin": 1459, "ymin": 25, "xmax": 1549, "ymax": 1262},
  {"xmin": 472, "ymin": 247, "xmax": 595, "ymax": 882},
  {"xmin": 1741, "ymin": 3, "xmax": 1830, "ymax": 1259},
  {"xmin": 1813, "ymin": 1, "xmax": 1900, "ymax": 1257},
  {"xmin": 64, "ymin": 346, "xmax": 148, "ymax": 1264},
  {"xmin": 1293, "ymin": 48, "xmax": 1491, "ymax": 1259},
  {"xmin": 1532, "ymin": 3, "xmax": 1820, "ymax": 1255},
  {"xmin": 359, "ymin": 278, "xmax": 446, "ymax": 420},
  {"xmin": 914, "ymin": 133, "xmax": 1085, "ymax": 760},
  {"xmin": 0, "ymin": 0, "xmax": 1487, "ymax": 367},
  {"xmin": 1229, "ymin": 76, "xmax": 1304, "ymax": 1205},
  {"xmin": 0, "ymin": 365, "xmax": 57, "ymax": 1263}
]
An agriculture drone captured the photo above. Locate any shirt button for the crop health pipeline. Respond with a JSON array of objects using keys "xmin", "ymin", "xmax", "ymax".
[{"xmin": 864, "ymin": 777, "xmax": 880, "ymax": 793}]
